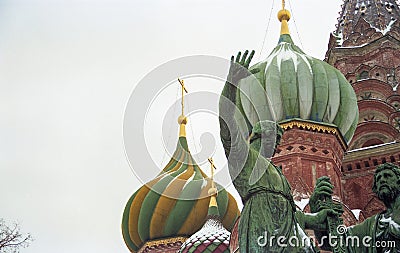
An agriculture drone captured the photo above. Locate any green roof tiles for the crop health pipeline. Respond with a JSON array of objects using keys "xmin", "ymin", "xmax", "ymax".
[{"xmin": 237, "ymin": 34, "xmax": 358, "ymax": 143}]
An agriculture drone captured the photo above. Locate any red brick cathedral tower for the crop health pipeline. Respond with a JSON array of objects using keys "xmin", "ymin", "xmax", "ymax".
[{"xmin": 325, "ymin": 0, "xmax": 400, "ymax": 218}]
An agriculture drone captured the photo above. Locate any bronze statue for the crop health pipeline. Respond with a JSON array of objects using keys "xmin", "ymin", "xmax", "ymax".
[
  {"xmin": 219, "ymin": 50, "xmax": 337, "ymax": 253},
  {"xmin": 310, "ymin": 163, "xmax": 400, "ymax": 252}
]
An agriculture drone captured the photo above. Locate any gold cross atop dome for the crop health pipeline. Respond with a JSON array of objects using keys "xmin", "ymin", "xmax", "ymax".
[
  {"xmin": 177, "ymin": 78, "xmax": 188, "ymax": 116},
  {"xmin": 208, "ymin": 158, "xmax": 217, "ymax": 189},
  {"xmin": 278, "ymin": 0, "xmax": 291, "ymax": 35},
  {"xmin": 207, "ymin": 157, "xmax": 218, "ymax": 207},
  {"xmin": 177, "ymin": 78, "xmax": 188, "ymax": 137}
]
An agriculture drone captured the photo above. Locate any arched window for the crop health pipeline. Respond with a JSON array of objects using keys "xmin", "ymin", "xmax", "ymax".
[
  {"xmin": 362, "ymin": 138, "xmax": 384, "ymax": 148},
  {"xmin": 359, "ymin": 71, "xmax": 369, "ymax": 80}
]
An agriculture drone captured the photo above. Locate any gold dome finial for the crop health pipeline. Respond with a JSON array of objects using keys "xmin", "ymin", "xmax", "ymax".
[
  {"xmin": 278, "ymin": 0, "xmax": 291, "ymax": 35},
  {"xmin": 177, "ymin": 78, "xmax": 188, "ymax": 137},
  {"xmin": 207, "ymin": 157, "xmax": 218, "ymax": 208}
]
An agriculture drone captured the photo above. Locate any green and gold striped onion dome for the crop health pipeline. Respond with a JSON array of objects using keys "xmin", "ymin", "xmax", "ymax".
[
  {"xmin": 236, "ymin": 34, "xmax": 359, "ymax": 143},
  {"xmin": 122, "ymin": 136, "xmax": 240, "ymax": 252}
]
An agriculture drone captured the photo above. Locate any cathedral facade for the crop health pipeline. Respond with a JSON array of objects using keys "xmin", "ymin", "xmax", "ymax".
[
  {"xmin": 327, "ymin": 0, "xmax": 400, "ymax": 219},
  {"xmin": 274, "ymin": 0, "xmax": 400, "ymax": 221},
  {"xmin": 122, "ymin": 0, "xmax": 400, "ymax": 252}
]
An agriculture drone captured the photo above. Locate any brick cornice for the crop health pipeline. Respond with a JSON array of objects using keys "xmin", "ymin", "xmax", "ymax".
[
  {"xmin": 138, "ymin": 237, "xmax": 187, "ymax": 253},
  {"xmin": 327, "ymin": 35, "xmax": 400, "ymax": 65},
  {"xmin": 279, "ymin": 119, "xmax": 348, "ymax": 150},
  {"xmin": 344, "ymin": 141, "xmax": 400, "ymax": 161}
]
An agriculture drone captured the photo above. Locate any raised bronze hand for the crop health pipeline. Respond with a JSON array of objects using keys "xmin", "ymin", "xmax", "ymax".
[
  {"xmin": 219, "ymin": 50, "xmax": 260, "ymax": 158},
  {"xmin": 227, "ymin": 50, "xmax": 260, "ymax": 86}
]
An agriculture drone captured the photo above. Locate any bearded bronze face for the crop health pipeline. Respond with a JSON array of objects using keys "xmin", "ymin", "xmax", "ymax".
[{"xmin": 372, "ymin": 163, "xmax": 400, "ymax": 206}]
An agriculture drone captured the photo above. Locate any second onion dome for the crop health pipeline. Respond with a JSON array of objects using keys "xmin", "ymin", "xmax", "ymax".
[{"xmin": 122, "ymin": 80, "xmax": 240, "ymax": 252}]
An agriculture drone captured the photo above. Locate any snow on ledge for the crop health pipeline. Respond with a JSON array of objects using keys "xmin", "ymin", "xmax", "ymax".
[
  {"xmin": 351, "ymin": 209, "xmax": 362, "ymax": 220},
  {"xmin": 295, "ymin": 198, "xmax": 309, "ymax": 211}
]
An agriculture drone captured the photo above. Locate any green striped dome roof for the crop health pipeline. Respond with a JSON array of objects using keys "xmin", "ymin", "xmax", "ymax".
[
  {"xmin": 122, "ymin": 136, "xmax": 239, "ymax": 252},
  {"xmin": 236, "ymin": 34, "xmax": 359, "ymax": 143}
]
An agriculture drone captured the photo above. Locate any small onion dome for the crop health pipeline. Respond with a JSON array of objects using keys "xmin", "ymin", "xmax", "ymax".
[
  {"xmin": 236, "ymin": 33, "xmax": 359, "ymax": 143},
  {"xmin": 122, "ymin": 121, "xmax": 239, "ymax": 252},
  {"xmin": 179, "ymin": 182, "xmax": 231, "ymax": 253}
]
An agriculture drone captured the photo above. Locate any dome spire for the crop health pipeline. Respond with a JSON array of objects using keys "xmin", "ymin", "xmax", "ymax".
[
  {"xmin": 177, "ymin": 78, "xmax": 188, "ymax": 137},
  {"xmin": 179, "ymin": 157, "xmax": 231, "ymax": 253},
  {"xmin": 278, "ymin": 0, "xmax": 291, "ymax": 35},
  {"xmin": 207, "ymin": 157, "xmax": 219, "ymax": 216}
]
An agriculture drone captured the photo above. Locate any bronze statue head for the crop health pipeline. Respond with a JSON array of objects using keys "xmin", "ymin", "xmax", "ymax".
[
  {"xmin": 372, "ymin": 163, "xmax": 400, "ymax": 207},
  {"xmin": 248, "ymin": 120, "xmax": 284, "ymax": 158}
]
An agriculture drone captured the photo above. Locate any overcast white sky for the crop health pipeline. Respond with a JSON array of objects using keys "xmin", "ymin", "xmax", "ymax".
[{"xmin": 0, "ymin": 1, "xmax": 342, "ymax": 252}]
